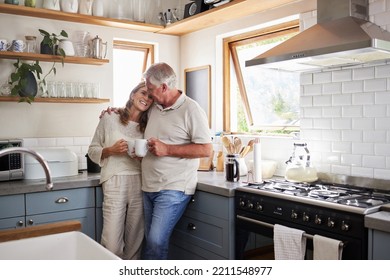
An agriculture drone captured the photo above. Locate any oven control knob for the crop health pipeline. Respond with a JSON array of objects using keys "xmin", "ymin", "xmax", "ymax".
[
  {"xmin": 341, "ymin": 221, "xmax": 350, "ymax": 231},
  {"xmin": 255, "ymin": 202, "xmax": 263, "ymax": 211},
  {"xmin": 291, "ymin": 210, "xmax": 298, "ymax": 219},
  {"xmin": 239, "ymin": 199, "xmax": 245, "ymax": 208},
  {"xmin": 302, "ymin": 212, "xmax": 310, "ymax": 222},
  {"xmin": 247, "ymin": 201, "xmax": 254, "ymax": 209},
  {"xmin": 315, "ymin": 215, "xmax": 322, "ymax": 225},
  {"xmin": 327, "ymin": 218, "xmax": 335, "ymax": 228}
]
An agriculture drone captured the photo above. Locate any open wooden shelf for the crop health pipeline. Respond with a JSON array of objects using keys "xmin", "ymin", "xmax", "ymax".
[
  {"xmin": 0, "ymin": 96, "xmax": 110, "ymax": 104},
  {"xmin": 0, "ymin": 3, "xmax": 163, "ymax": 33},
  {"xmin": 0, "ymin": 1, "xmax": 301, "ymax": 36},
  {"xmin": 0, "ymin": 51, "xmax": 109, "ymax": 65}
]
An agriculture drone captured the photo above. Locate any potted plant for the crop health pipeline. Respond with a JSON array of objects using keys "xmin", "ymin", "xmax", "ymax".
[
  {"xmin": 39, "ymin": 29, "xmax": 68, "ymax": 56},
  {"xmin": 8, "ymin": 60, "xmax": 42, "ymax": 104}
]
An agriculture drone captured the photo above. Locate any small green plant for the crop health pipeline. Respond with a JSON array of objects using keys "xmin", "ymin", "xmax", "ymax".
[{"xmin": 39, "ymin": 29, "xmax": 68, "ymax": 56}]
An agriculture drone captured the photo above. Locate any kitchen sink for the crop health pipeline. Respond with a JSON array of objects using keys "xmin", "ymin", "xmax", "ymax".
[{"xmin": 0, "ymin": 231, "xmax": 120, "ymax": 260}]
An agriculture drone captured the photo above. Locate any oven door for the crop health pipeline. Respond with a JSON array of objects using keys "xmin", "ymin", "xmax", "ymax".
[{"xmin": 235, "ymin": 209, "xmax": 367, "ymax": 260}]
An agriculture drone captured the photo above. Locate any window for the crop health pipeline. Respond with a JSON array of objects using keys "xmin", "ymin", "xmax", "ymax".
[
  {"xmin": 223, "ymin": 21, "xmax": 300, "ymax": 134},
  {"xmin": 112, "ymin": 40, "xmax": 155, "ymax": 107}
]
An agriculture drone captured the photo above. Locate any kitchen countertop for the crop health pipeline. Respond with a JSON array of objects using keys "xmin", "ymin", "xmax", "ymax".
[
  {"xmin": 0, "ymin": 171, "xmax": 101, "ymax": 196},
  {"xmin": 0, "ymin": 170, "xmax": 244, "ymax": 197},
  {"xmin": 365, "ymin": 204, "xmax": 390, "ymax": 233}
]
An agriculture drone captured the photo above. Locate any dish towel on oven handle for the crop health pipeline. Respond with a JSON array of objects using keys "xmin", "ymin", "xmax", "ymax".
[
  {"xmin": 273, "ymin": 224, "xmax": 307, "ymax": 260},
  {"xmin": 313, "ymin": 234, "xmax": 343, "ymax": 260}
]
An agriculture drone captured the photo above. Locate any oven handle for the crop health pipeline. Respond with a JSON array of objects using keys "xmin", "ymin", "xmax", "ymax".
[{"xmin": 236, "ymin": 215, "xmax": 345, "ymax": 248}]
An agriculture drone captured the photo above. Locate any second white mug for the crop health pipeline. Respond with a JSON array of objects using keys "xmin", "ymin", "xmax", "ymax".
[{"xmin": 135, "ymin": 139, "xmax": 148, "ymax": 157}]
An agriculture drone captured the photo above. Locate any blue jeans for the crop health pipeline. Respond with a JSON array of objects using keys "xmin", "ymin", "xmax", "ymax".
[{"xmin": 142, "ymin": 190, "xmax": 191, "ymax": 260}]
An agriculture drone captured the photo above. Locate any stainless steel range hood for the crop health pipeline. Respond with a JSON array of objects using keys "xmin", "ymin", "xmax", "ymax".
[{"xmin": 246, "ymin": 0, "xmax": 390, "ymax": 72}]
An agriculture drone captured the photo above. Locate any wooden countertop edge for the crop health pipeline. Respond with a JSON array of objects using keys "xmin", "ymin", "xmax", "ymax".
[{"xmin": 0, "ymin": 220, "xmax": 82, "ymax": 243}]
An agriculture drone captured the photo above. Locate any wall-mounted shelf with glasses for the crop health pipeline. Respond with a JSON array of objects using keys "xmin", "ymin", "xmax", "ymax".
[
  {"xmin": 0, "ymin": 96, "xmax": 110, "ymax": 104},
  {"xmin": 0, "ymin": 51, "xmax": 109, "ymax": 65}
]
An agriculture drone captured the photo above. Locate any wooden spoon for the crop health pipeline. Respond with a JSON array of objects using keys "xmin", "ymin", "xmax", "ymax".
[
  {"xmin": 221, "ymin": 136, "xmax": 231, "ymax": 153},
  {"xmin": 233, "ymin": 137, "xmax": 242, "ymax": 154},
  {"xmin": 247, "ymin": 139, "xmax": 255, "ymax": 153},
  {"xmin": 240, "ymin": 146, "xmax": 250, "ymax": 158}
]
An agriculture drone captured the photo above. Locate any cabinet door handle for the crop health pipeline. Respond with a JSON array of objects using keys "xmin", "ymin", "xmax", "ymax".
[
  {"xmin": 190, "ymin": 196, "xmax": 195, "ymax": 203},
  {"xmin": 17, "ymin": 220, "xmax": 24, "ymax": 227},
  {"xmin": 28, "ymin": 219, "xmax": 34, "ymax": 226},
  {"xmin": 55, "ymin": 197, "xmax": 69, "ymax": 204},
  {"xmin": 187, "ymin": 223, "xmax": 196, "ymax": 230}
]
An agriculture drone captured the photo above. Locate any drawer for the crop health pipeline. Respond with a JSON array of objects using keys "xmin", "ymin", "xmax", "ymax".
[
  {"xmin": 171, "ymin": 209, "xmax": 229, "ymax": 258},
  {"xmin": 26, "ymin": 187, "xmax": 95, "ymax": 215},
  {"xmin": 186, "ymin": 191, "xmax": 230, "ymax": 220},
  {"xmin": 0, "ymin": 194, "xmax": 25, "ymax": 219}
]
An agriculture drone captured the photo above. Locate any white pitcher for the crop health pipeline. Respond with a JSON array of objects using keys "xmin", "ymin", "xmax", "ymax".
[{"xmin": 43, "ymin": 0, "xmax": 61, "ymax": 10}]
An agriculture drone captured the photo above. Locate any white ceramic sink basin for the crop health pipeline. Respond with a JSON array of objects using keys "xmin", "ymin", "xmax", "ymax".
[{"xmin": 0, "ymin": 231, "xmax": 120, "ymax": 260}]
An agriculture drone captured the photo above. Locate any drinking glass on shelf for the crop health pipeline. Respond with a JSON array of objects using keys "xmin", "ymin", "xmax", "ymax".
[
  {"xmin": 47, "ymin": 81, "xmax": 57, "ymax": 98},
  {"xmin": 56, "ymin": 81, "xmax": 66, "ymax": 98},
  {"xmin": 65, "ymin": 82, "xmax": 75, "ymax": 98},
  {"xmin": 91, "ymin": 83, "xmax": 100, "ymax": 98}
]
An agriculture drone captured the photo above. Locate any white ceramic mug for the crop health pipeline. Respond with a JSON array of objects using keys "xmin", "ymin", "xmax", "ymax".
[
  {"xmin": 43, "ymin": 0, "xmax": 60, "ymax": 10},
  {"xmin": 127, "ymin": 139, "xmax": 135, "ymax": 157},
  {"xmin": 58, "ymin": 39, "xmax": 75, "ymax": 56},
  {"xmin": 135, "ymin": 139, "xmax": 148, "ymax": 157},
  {"xmin": 0, "ymin": 39, "xmax": 11, "ymax": 51},
  {"xmin": 10, "ymin": 40, "xmax": 26, "ymax": 52}
]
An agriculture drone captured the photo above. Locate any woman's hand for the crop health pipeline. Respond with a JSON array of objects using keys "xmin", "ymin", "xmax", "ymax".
[{"xmin": 101, "ymin": 139, "xmax": 128, "ymax": 158}]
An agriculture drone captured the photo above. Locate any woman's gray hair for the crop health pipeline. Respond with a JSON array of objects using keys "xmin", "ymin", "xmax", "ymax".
[{"xmin": 143, "ymin": 62, "xmax": 177, "ymax": 89}]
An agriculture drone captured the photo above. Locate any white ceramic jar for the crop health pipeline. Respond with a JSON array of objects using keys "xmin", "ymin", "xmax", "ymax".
[
  {"xmin": 79, "ymin": 0, "xmax": 93, "ymax": 15},
  {"xmin": 92, "ymin": 0, "xmax": 104, "ymax": 17}
]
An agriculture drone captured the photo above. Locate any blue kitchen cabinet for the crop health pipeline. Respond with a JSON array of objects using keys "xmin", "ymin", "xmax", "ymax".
[
  {"xmin": 0, "ymin": 194, "xmax": 25, "ymax": 230},
  {"xmin": 368, "ymin": 229, "xmax": 390, "ymax": 260},
  {"xmin": 25, "ymin": 187, "xmax": 96, "ymax": 239},
  {"xmin": 168, "ymin": 190, "xmax": 235, "ymax": 260},
  {"xmin": 95, "ymin": 186, "xmax": 103, "ymax": 243}
]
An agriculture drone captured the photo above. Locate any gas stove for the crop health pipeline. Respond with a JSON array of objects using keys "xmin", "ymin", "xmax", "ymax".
[{"xmin": 238, "ymin": 179, "xmax": 390, "ymax": 215}]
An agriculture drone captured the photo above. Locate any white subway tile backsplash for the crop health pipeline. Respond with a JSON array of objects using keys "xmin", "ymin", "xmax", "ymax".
[
  {"xmin": 313, "ymin": 72, "xmax": 332, "ymax": 84},
  {"xmin": 364, "ymin": 78, "xmax": 387, "ymax": 92},
  {"xmin": 333, "ymin": 142, "xmax": 352, "ymax": 154},
  {"xmin": 375, "ymin": 143, "xmax": 390, "ymax": 156},
  {"xmin": 332, "ymin": 118, "xmax": 352, "ymax": 130},
  {"xmin": 303, "ymin": 84, "xmax": 322, "ymax": 95},
  {"xmin": 375, "ymin": 91, "xmax": 390, "ymax": 104},
  {"xmin": 321, "ymin": 130, "xmax": 342, "ymax": 141},
  {"xmin": 56, "ymin": 137, "xmax": 74, "ymax": 146},
  {"xmin": 373, "ymin": 169, "xmax": 390, "ymax": 180},
  {"xmin": 342, "ymin": 106, "xmax": 363, "ymax": 118},
  {"xmin": 352, "ymin": 92, "xmax": 375, "ymax": 105},
  {"xmin": 313, "ymin": 95, "xmax": 332, "ymax": 106},
  {"xmin": 341, "ymin": 154, "xmax": 361, "ymax": 165},
  {"xmin": 363, "ymin": 104, "xmax": 387, "ymax": 117},
  {"xmin": 303, "ymin": 107, "xmax": 322, "ymax": 118},
  {"xmin": 37, "ymin": 138, "xmax": 57, "ymax": 147},
  {"xmin": 375, "ymin": 64, "xmax": 390, "ymax": 78},
  {"xmin": 300, "ymin": 96, "xmax": 313, "ymax": 107},
  {"xmin": 323, "ymin": 82, "xmax": 342, "ymax": 94},
  {"xmin": 300, "ymin": 73, "xmax": 313, "ymax": 85},
  {"xmin": 74, "ymin": 137, "xmax": 92, "ymax": 146},
  {"xmin": 352, "ymin": 118, "xmax": 375, "ymax": 130},
  {"xmin": 342, "ymin": 80, "xmax": 364, "ymax": 93},
  {"xmin": 313, "ymin": 118, "xmax": 332, "ymax": 129},
  {"xmin": 342, "ymin": 130, "xmax": 363, "ymax": 142},
  {"xmin": 352, "ymin": 142, "xmax": 374, "ymax": 155},
  {"xmin": 331, "ymin": 164, "xmax": 351, "ymax": 175},
  {"xmin": 375, "ymin": 117, "xmax": 390, "ymax": 129},
  {"xmin": 353, "ymin": 67, "xmax": 375, "ymax": 80},
  {"xmin": 332, "ymin": 70, "xmax": 352, "ymax": 82},
  {"xmin": 322, "ymin": 107, "xmax": 342, "ymax": 118},
  {"xmin": 351, "ymin": 167, "xmax": 374, "ymax": 178},
  {"xmin": 363, "ymin": 130, "xmax": 387, "ymax": 142},
  {"xmin": 362, "ymin": 155, "xmax": 386, "ymax": 168},
  {"xmin": 332, "ymin": 94, "xmax": 352, "ymax": 106}
]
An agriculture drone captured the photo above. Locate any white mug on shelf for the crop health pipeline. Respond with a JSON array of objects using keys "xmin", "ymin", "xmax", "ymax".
[
  {"xmin": 60, "ymin": 0, "xmax": 79, "ymax": 13},
  {"xmin": 79, "ymin": 0, "xmax": 93, "ymax": 15},
  {"xmin": 0, "ymin": 39, "xmax": 11, "ymax": 51},
  {"xmin": 10, "ymin": 40, "xmax": 26, "ymax": 52}
]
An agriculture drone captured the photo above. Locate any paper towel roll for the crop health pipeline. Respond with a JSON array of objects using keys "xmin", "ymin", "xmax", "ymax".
[{"xmin": 253, "ymin": 139, "xmax": 263, "ymax": 183}]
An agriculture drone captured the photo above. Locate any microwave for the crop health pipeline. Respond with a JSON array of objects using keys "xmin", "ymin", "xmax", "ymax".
[{"xmin": 0, "ymin": 139, "xmax": 24, "ymax": 181}]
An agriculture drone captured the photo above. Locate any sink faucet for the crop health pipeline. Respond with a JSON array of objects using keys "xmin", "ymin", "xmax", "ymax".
[{"xmin": 0, "ymin": 147, "xmax": 53, "ymax": 191}]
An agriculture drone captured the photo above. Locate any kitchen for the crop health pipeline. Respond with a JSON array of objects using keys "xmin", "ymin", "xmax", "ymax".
[{"xmin": 0, "ymin": 0, "xmax": 390, "ymax": 265}]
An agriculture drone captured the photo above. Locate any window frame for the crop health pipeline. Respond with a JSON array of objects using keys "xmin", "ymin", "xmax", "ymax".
[
  {"xmin": 222, "ymin": 20, "xmax": 299, "ymax": 132},
  {"xmin": 113, "ymin": 40, "xmax": 155, "ymax": 73}
]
